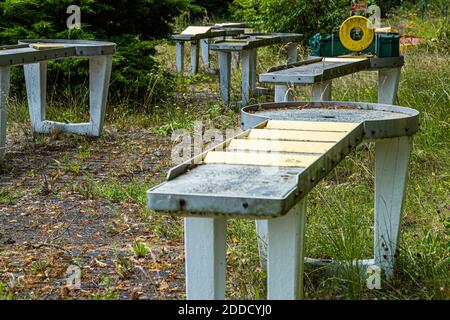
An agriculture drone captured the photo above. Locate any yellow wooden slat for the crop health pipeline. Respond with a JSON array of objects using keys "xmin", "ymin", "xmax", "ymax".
[
  {"xmin": 266, "ymin": 120, "xmax": 359, "ymax": 132},
  {"xmin": 228, "ymin": 139, "xmax": 334, "ymax": 154},
  {"xmin": 204, "ymin": 151, "xmax": 319, "ymax": 167},
  {"xmin": 31, "ymin": 44, "xmax": 65, "ymax": 50},
  {"xmin": 248, "ymin": 129, "xmax": 347, "ymax": 142},
  {"xmin": 181, "ymin": 26, "xmax": 212, "ymax": 35}
]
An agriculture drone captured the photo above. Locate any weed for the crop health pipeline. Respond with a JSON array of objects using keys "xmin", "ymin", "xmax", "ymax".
[{"xmin": 132, "ymin": 241, "xmax": 149, "ymax": 259}]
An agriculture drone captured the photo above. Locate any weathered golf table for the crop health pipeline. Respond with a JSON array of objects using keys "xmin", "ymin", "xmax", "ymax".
[
  {"xmin": 172, "ymin": 26, "xmax": 245, "ymax": 75},
  {"xmin": 147, "ymin": 101, "xmax": 419, "ymax": 300},
  {"xmin": 0, "ymin": 39, "xmax": 115, "ymax": 159},
  {"xmin": 209, "ymin": 33, "xmax": 303, "ymax": 105},
  {"xmin": 260, "ymin": 56, "xmax": 404, "ymax": 104}
]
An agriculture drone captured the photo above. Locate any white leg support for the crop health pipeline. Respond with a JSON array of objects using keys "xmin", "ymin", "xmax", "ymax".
[
  {"xmin": 267, "ymin": 200, "xmax": 307, "ymax": 300},
  {"xmin": 219, "ymin": 51, "xmax": 231, "ymax": 104},
  {"xmin": 287, "ymin": 43, "xmax": 298, "ymax": 64},
  {"xmin": 250, "ymin": 49, "xmax": 257, "ymax": 93},
  {"xmin": 378, "ymin": 68, "xmax": 401, "ymax": 105},
  {"xmin": 200, "ymin": 38, "xmax": 209, "ymax": 69},
  {"xmin": 185, "ymin": 217, "xmax": 227, "ymax": 300},
  {"xmin": 190, "ymin": 41, "xmax": 199, "ymax": 75},
  {"xmin": 176, "ymin": 42, "xmax": 185, "ymax": 73},
  {"xmin": 24, "ymin": 55, "xmax": 113, "ymax": 137},
  {"xmin": 25, "ymin": 62, "xmax": 47, "ymax": 132},
  {"xmin": 374, "ymin": 136, "xmax": 411, "ymax": 280},
  {"xmin": 241, "ymin": 49, "xmax": 253, "ymax": 105},
  {"xmin": 88, "ymin": 55, "xmax": 113, "ymax": 136},
  {"xmin": 256, "ymin": 220, "xmax": 269, "ymax": 269},
  {"xmin": 274, "ymin": 84, "xmax": 294, "ymax": 102},
  {"xmin": 231, "ymin": 52, "xmax": 240, "ymax": 70},
  {"xmin": 311, "ymin": 81, "xmax": 332, "ymax": 101},
  {"xmin": 0, "ymin": 66, "xmax": 11, "ymax": 160}
]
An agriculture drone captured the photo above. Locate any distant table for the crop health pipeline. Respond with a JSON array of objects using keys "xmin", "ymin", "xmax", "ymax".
[
  {"xmin": 0, "ymin": 39, "xmax": 115, "ymax": 159},
  {"xmin": 259, "ymin": 56, "xmax": 405, "ymax": 105},
  {"xmin": 172, "ymin": 28, "xmax": 245, "ymax": 75},
  {"xmin": 209, "ymin": 33, "xmax": 303, "ymax": 105}
]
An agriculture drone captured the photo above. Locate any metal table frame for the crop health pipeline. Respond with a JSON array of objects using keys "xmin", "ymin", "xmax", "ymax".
[
  {"xmin": 209, "ymin": 33, "xmax": 303, "ymax": 105},
  {"xmin": 0, "ymin": 39, "xmax": 115, "ymax": 159}
]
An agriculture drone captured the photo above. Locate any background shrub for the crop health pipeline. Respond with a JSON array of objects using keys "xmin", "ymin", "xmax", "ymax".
[
  {"xmin": 0, "ymin": 0, "xmax": 193, "ymax": 109},
  {"xmin": 230, "ymin": 0, "xmax": 351, "ymax": 38}
]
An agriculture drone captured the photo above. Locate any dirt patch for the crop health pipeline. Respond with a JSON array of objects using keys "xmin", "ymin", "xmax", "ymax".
[{"xmin": 0, "ymin": 125, "xmax": 185, "ymax": 300}]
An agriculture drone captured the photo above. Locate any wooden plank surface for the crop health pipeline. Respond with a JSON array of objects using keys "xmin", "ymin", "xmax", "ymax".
[
  {"xmin": 248, "ymin": 129, "xmax": 348, "ymax": 142},
  {"xmin": 266, "ymin": 120, "xmax": 359, "ymax": 132},
  {"xmin": 204, "ymin": 151, "xmax": 319, "ymax": 167},
  {"xmin": 181, "ymin": 26, "xmax": 212, "ymax": 35},
  {"xmin": 228, "ymin": 139, "xmax": 333, "ymax": 154}
]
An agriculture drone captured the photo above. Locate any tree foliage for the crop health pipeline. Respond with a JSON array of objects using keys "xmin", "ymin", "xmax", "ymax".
[
  {"xmin": 0, "ymin": 0, "xmax": 193, "ymax": 108},
  {"xmin": 230, "ymin": 0, "xmax": 352, "ymax": 38}
]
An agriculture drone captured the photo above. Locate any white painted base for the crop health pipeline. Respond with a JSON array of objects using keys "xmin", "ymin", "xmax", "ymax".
[
  {"xmin": 242, "ymin": 50, "xmax": 254, "ymax": 105},
  {"xmin": 374, "ymin": 136, "xmax": 411, "ymax": 280},
  {"xmin": 311, "ymin": 81, "xmax": 332, "ymax": 101},
  {"xmin": 176, "ymin": 42, "xmax": 185, "ymax": 73},
  {"xmin": 219, "ymin": 51, "xmax": 231, "ymax": 104},
  {"xmin": 24, "ymin": 55, "xmax": 113, "ymax": 137},
  {"xmin": 185, "ymin": 217, "xmax": 227, "ymax": 300},
  {"xmin": 274, "ymin": 84, "xmax": 294, "ymax": 102},
  {"xmin": 0, "ymin": 66, "xmax": 11, "ymax": 159},
  {"xmin": 200, "ymin": 38, "xmax": 209, "ymax": 68},
  {"xmin": 255, "ymin": 220, "xmax": 269, "ymax": 269},
  {"xmin": 231, "ymin": 52, "xmax": 240, "ymax": 70},
  {"xmin": 267, "ymin": 200, "xmax": 307, "ymax": 300},
  {"xmin": 378, "ymin": 68, "xmax": 401, "ymax": 105},
  {"xmin": 190, "ymin": 42, "xmax": 199, "ymax": 75},
  {"xmin": 287, "ymin": 43, "xmax": 298, "ymax": 64}
]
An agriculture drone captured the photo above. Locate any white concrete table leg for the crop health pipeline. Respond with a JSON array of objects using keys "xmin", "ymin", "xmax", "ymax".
[
  {"xmin": 88, "ymin": 55, "xmax": 113, "ymax": 136},
  {"xmin": 176, "ymin": 42, "xmax": 185, "ymax": 74},
  {"xmin": 241, "ymin": 49, "xmax": 253, "ymax": 105},
  {"xmin": 378, "ymin": 68, "xmax": 401, "ymax": 104},
  {"xmin": 190, "ymin": 41, "xmax": 199, "ymax": 75},
  {"xmin": 24, "ymin": 55, "xmax": 112, "ymax": 137},
  {"xmin": 219, "ymin": 51, "xmax": 232, "ymax": 104},
  {"xmin": 311, "ymin": 81, "xmax": 332, "ymax": 101},
  {"xmin": 185, "ymin": 217, "xmax": 227, "ymax": 300},
  {"xmin": 274, "ymin": 84, "xmax": 294, "ymax": 102},
  {"xmin": 24, "ymin": 62, "xmax": 47, "ymax": 133},
  {"xmin": 287, "ymin": 43, "xmax": 298, "ymax": 64},
  {"xmin": 231, "ymin": 52, "xmax": 240, "ymax": 70},
  {"xmin": 200, "ymin": 38, "xmax": 209, "ymax": 69},
  {"xmin": 256, "ymin": 81, "xmax": 292, "ymax": 267},
  {"xmin": 374, "ymin": 136, "xmax": 411, "ymax": 280},
  {"xmin": 267, "ymin": 199, "xmax": 307, "ymax": 300},
  {"xmin": 256, "ymin": 220, "xmax": 269, "ymax": 269},
  {"xmin": 0, "ymin": 66, "xmax": 11, "ymax": 160},
  {"xmin": 250, "ymin": 49, "xmax": 257, "ymax": 94}
]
